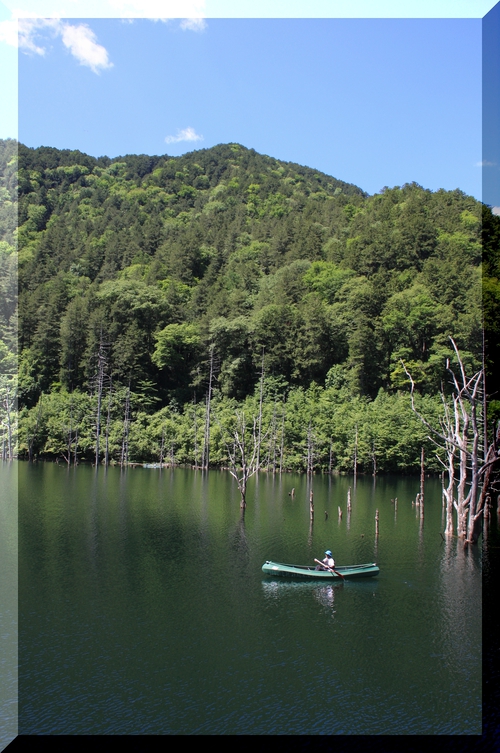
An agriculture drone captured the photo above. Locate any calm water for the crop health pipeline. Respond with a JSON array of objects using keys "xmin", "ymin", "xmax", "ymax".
[
  {"xmin": 0, "ymin": 463, "xmax": 17, "ymax": 751},
  {"xmin": 17, "ymin": 462, "xmax": 481, "ymax": 735}
]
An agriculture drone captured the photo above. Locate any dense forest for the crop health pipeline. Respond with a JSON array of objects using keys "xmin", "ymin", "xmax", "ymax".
[{"xmin": 1, "ymin": 137, "xmax": 498, "ymax": 475}]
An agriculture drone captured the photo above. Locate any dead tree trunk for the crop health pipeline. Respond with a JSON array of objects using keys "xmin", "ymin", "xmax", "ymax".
[
  {"xmin": 403, "ymin": 338, "xmax": 498, "ymax": 545},
  {"xmin": 443, "ymin": 437, "xmax": 456, "ymax": 537},
  {"xmin": 468, "ymin": 423, "xmax": 500, "ymax": 543}
]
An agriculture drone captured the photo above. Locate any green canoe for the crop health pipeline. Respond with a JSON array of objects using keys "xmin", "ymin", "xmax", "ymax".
[{"xmin": 261, "ymin": 561, "xmax": 379, "ymax": 580}]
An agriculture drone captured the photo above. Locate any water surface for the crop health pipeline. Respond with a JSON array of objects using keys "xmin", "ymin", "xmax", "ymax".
[
  {"xmin": 0, "ymin": 463, "xmax": 17, "ymax": 751},
  {"xmin": 18, "ymin": 463, "xmax": 481, "ymax": 734}
]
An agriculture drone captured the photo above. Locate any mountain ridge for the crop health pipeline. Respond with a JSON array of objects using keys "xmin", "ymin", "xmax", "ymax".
[{"xmin": 17, "ymin": 140, "xmax": 369, "ymax": 199}]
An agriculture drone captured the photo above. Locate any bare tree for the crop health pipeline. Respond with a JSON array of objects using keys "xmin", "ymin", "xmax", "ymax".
[
  {"xmin": 403, "ymin": 338, "xmax": 499, "ymax": 545},
  {"xmin": 218, "ymin": 410, "xmax": 267, "ymax": 509}
]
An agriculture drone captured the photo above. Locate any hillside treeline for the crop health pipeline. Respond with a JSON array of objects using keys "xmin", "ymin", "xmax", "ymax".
[{"xmin": 1, "ymin": 138, "xmax": 497, "ymax": 472}]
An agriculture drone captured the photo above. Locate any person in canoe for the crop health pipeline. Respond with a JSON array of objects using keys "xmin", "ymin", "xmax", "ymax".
[{"xmin": 316, "ymin": 550, "xmax": 335, "ymax": 571}]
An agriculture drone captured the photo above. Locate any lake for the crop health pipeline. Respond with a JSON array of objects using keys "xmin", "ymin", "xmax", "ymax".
[{"xmin": 16, "ymin": 461, "xmax": 481, "ymax": 735}]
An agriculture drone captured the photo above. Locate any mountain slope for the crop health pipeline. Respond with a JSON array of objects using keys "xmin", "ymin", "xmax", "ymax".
[{"xmin": 9, "ymin": 140, "xmax": 482, "ymax": 409}]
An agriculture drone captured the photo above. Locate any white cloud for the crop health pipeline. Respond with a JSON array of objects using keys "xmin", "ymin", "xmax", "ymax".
[
  {"xmin": 492, "ymin": 207, "xmax": 500, "ymax": 216},
  {"xmin": 475, "ymin": 160, "xmax": 496, "ymax": 167},
  {"xmin": 165, "ymin": 127, "xmax": 204, "ymax": 144},
  {"xmin": 60, "ymin": 23, "xmax": 112, "ymax": 73},
  {"xmin": 20, "ymin": 20, "xmax": 51, "ymax": 54},
  {"xmin": 3, "ymin": 17, "xmax": 60, "ymax": 54},
  {"xmin": 2, "ymin": 15, "xmax": 112, "ymax": 73},
  {"xmin": 180, "ymin": 17, "xmax": 206, "ymax": 31}
]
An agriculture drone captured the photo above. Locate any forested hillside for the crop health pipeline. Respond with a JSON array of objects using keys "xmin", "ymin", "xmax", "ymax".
[{"xmin": 2, "ymin": 138, "xmax": 497, "ymax": 473}]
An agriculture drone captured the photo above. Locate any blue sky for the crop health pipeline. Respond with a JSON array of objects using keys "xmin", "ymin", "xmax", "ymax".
[{"xmin": 1, "ymin": 2, "xmax": 498, "ymax": 202}]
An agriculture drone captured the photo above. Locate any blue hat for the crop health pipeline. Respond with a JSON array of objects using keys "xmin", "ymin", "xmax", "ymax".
[{"xmin": 325, "ymin": 550, "xmax": 332, "ymax": 556}]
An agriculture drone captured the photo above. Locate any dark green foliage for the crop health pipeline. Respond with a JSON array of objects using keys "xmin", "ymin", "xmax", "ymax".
[
  {"xmin": 8, "ymin": 139, "xmax": 490, "ymax": 469},
  {"xmin": 482, "ymin": 205, "xmax": 500, "ymax": 388}
]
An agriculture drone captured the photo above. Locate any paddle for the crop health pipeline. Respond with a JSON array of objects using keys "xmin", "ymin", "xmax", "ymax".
[{"xmin": 314, "ymin": 558, "xmax": 345, "ymax": 580}]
